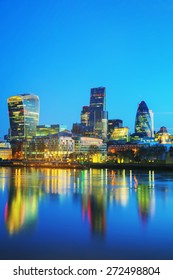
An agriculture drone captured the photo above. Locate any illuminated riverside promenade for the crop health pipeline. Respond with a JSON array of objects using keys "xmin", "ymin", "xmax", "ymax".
[
  {"xmin": 1, "ymin": 160, "xmax": 173, "ymax": 171},
  {"xmin": 0, "ymin": 167, "xmax": 173, "ymax": 260}
]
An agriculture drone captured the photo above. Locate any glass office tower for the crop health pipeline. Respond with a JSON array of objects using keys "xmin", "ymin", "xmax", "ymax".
[
  {"xmin": 135, "ymin": 101, "xmax": 152, "ymax": 137},
  {"xmin": 89, "ymin": 87, "xmax": 108, "ymax": 139},
  {"xmin": 81, "ymin": 106, "xmax": 90, "ymax": 126},
  {"xmin": 89, "ymin": 87, "xmax": 106, "ymax": 127},
  {"xmin": 8, "ymin": 94, "xmax": 39, "ymax": 140}
]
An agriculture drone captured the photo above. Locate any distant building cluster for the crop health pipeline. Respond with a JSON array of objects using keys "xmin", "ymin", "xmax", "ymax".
[{"xmin": 1, "ymin": 88, "xmax": 173, "ymax": 163}]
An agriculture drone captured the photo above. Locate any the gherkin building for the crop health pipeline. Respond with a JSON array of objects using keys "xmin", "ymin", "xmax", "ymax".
[{"xmin": 135, "ymin": 101, "xmax": 152, "ymax": 137}]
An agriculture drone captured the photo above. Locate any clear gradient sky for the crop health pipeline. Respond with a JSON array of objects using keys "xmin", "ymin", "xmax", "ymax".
[{"xmin": 0, "ymin": 0, "xmax": 173, "ymax": 138}]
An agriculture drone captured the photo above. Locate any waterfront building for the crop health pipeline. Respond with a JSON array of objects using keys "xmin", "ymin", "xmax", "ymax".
[
  {"xmin": 155, "ymin": 126, "xmax": 171, "ymax": 144},
  {"xmin": 57, "ymin": 131, "xmax": 74, "ymax": 159},
  {"xmin": 135, "ymin": 101, "xmax": 152, "ymax": 137},
  {"xmin": 107, "ymin": 142, "xmax": 142, "ymax": 163},
  {"xmin": 44, "ymin": 131, "xmax": 74, "ymax": 161},
  {"xmin": 0, "ymin": 142, "xmax": 12, "ymax": 160},
  {"xmin": 7, "ymin": 94, "xmax": 39, "ymax": 141},
  {"xmin": 108, "ymin": 142, "xmax": 141, "ymax": 154},
  {"xmin": 27, "ymin": 131, "xmax": 74, "ymax": 161},
  {"xmin": 28, "ymin": 136, "xmax": 46, "ymax": 159},
  {"xmin": 73, "ymin": 136, "xmax": 107, "ymax": 162}
]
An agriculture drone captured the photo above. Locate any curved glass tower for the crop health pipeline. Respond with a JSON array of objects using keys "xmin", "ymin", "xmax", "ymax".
[
  {"xmin": 8, "ymin": 94, "xmax": 39, "ymax": 140},
  {"xmin": 135, "ymin": 101, "xmax": 152, "ymax": 137}
]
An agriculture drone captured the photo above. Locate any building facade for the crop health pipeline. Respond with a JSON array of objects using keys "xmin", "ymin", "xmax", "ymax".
[
  {"xmin": 89, "ymin": 87, "xmax": 108, "ymax": 140},
  {"xmin": 155, "ymin": 126, "xmax": 171, "ymax": 144},
  {"xmin": 108, "ymin": 119, "xmax": 123, "ymax": 138},
  {"xmin": 26, "ymin": 131, "xmax": 74, "ymax": 161},
  {"xmin": 8, "ymin": 94, "xmax": 39, "ymax": 140},
  {"xmin": 135, "ymin": 101, "xmax": 152, "ymax": 137},
  {"xmin": 73, "ymin": 136, "xmax": 107, "ymax": 162},
  {"xmin": 0, "ymin": 142, "xmax": 12, "ymax": 160},
  {"xmin": 36, "ymin": 124, "xmax": 60, "ymax": 137},
  {"xmin": 89, "ymin": 87, "xmax": 106, "ymax": 127},
  {"xmin": 81, "ymin": 106, "xmax": 90, "ymax": 126},
  {"xmin": 110, "ymin": 127, "xmax": 129, "ymax": 142}
]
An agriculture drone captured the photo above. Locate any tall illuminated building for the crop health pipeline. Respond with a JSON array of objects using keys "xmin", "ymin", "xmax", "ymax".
[
  {"xmin": 149, "ymin": 109, "xmax": 154, "ymax": 137},
  {"xmin": 81, "ymin": 106, "xmax": 90, "ymax": 126},
  {"xmin": 135, "ymin": 101, "xmax": 152, "ymax": 137},
  {"xmin": 8, "ymin": 94, "xmax": 39, "ymax": 141},
  {"xmin": 89, "ymin": 87, "xmax": 108, "ymax": 139},
  {"xmin": 89, "ymin": 87, "xmax": 106, "ymax": 127}
]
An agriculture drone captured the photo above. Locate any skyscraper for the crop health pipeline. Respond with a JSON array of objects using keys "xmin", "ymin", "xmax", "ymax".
[
  {"xmin": 89, "ymin": 87, "xmax": 106, "ymax": 127},
  {"xmin": 135, "ymin": 101, "xmax": 152, "ymax": 137},
  {"xmin": 8, "ymin": 94, "xmax": 39, "ymax": 140},
  {"xmin": 149, "ymin": 109, "xmax": 154, "ymax": 137},
  {"xmin": 89, "ymin": 87, "xmax": 108, "ymax": 139},
  {"xmin": 81, "ymin": 106, "xmax": 90, "ymax": 126}
]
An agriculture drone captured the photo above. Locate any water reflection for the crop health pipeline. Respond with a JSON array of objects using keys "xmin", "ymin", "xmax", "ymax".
[
  {"xmin": 0, "ymin": 167, "xmax": 171, "ymax": 237},
  {"xmin": 82, "ymin": 194, "xmax": 106, "ymax": 237},
  {"xmin": 81, "ymin": 170, "xmax": 106, "ymax": 236},
  {"xmin": 132, "ymin": 171, "xmax": 155, "ymax": 224},
  {"xmin": 107, "ymin": 169, "xmax": 129, "ymax": 206},
  {"xmin": 5, "ymin": 187, "xmax": 39, "ymax": 234},
  {"xmin": 4, "ymin": 168, "xmax": 43, "ymax": 235},
  {"xmin": 136, "ymin": 185, "xmax": 155, "ymax": 224},
  {"xmin": 0, "ymin": 168, "xmax": 11, "ymax": 192}
]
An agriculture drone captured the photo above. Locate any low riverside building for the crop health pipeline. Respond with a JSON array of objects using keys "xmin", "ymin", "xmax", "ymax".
[
  {"xmin": 155, "ymin": 127, "xmax": 172, "ymax": 144},
  {"xmin": 73, "ymin": 136, "xmax": 107, "ymax": 163},
  {"xmin": 108, "ymin": 141, "xmax": 168, "ymax": 163},
  {"xmin": 0, "ymin": 142, "xmax": 12, "ymax": 160},
  {"xmin": 23, "ymin": 134, "xmax": 107, "ymax": 163},
  {"xmin": 107, "ymin": 141, "xmax": 143, "ymax": 163},
  {"xmin": 56, "ymin": 131, "xmax": 74, "ymax": 160},
  {"xmin": 24, "ymin": 130, "xmax": 74, "ymax": 161}
]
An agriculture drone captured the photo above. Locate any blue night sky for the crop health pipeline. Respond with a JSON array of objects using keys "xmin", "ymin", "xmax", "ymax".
[{"xmin": 0, "ymin": 0, "xmax": 173, "ymax": 138}]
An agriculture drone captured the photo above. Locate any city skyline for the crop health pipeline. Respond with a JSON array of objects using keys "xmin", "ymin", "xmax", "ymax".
[
  {"xmin": 1, "ymin": 88, "xmax": 173, "ymax": 139},
  {"xmin": 1, "ymin": 0, "xmax": 173, "ymax": 138}
]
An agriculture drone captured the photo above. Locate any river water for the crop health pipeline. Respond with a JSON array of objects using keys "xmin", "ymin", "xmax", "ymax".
[{"xmin": 0, "ymin": 167, "xmax": 173, "ymax": 259}]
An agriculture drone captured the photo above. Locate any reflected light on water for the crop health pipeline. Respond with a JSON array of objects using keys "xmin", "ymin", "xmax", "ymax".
[
  {"xmin": 5, "ymin": 187, "xmax": 39, "ymax": 235},
  {"xmin": 1, "ymin": 167, "xmax": 173, "ymax": 259},
  {"xmin": 0, "ymin": 167, "xmax": 167, "ymax": 238},
  {"xmin": 0, "ymin": 168, "xmax": 11, "ymax": 192}
]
